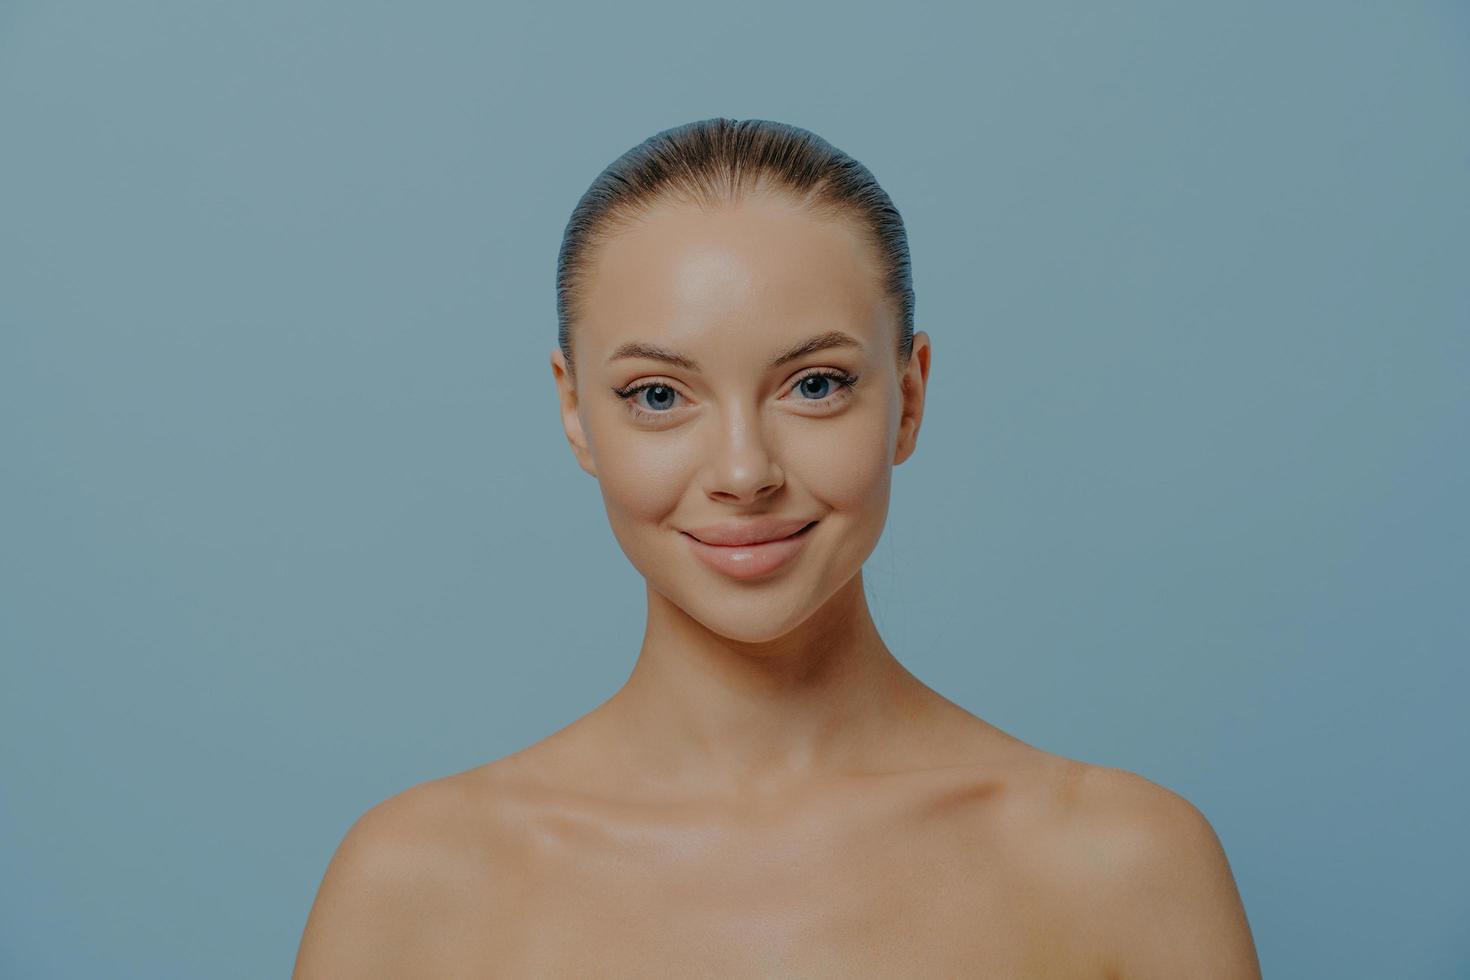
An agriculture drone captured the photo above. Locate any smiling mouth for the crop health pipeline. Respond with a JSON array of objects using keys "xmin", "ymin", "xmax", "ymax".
[
  {"xmin": 681, "ymin": 519, "xmax": 819, "ymax": 579},
  {"xmin": 685, "ymin": 521, "xmax": 818, "ymax": 547}
]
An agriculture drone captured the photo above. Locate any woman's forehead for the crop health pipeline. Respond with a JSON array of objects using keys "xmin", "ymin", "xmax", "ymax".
[
  {"xmin": 603, "ymin": 327, "xmax": 872, "ymax": 378},
  {"xmin": 579, "ymin": 197, "xmax": 888, "ymax": 358}
]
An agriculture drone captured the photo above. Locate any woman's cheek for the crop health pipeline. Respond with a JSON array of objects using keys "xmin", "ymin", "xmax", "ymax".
[
  {"xmin": 594, "ymin": 433, "xmax": 692, "ymax": 569},
  {"xmin": 797, "ymin": 405, "xmax": 894, "ymax": 512}
]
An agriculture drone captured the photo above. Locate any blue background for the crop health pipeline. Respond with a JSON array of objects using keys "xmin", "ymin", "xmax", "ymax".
[{"xmin": 2, "ymin": 2, "xmax": 1467, "ymax": 977}]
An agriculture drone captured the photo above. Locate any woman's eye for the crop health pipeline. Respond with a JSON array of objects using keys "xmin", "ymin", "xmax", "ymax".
[
  {"xmin": 630, "ymin": 383, "xmax": 680, "ymax": 413},
  {"xmin": 789, "ymin": 369, "xmax": 860, "ymax": 405},
  {"xmin": 794, "ymin": 373, "xmax": 837, "ymax": 400},
  {"xmin": 610, "ymin": 370, "xmax": 859, "ymax": 424}
]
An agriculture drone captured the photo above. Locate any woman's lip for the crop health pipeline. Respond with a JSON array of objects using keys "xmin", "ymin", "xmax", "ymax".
[
  {"xmin": 682, "ymin": 521, "xmax": 817, "ymax": 580},
  {"xmin": 683, "ymin": 516, "xmax": 817, "ymax": 547}
]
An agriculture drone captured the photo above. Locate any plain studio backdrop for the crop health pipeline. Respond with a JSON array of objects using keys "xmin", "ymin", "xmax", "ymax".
[{"xmin": 2, "ymin": 2, "xmax": 1467, "ymax": 977}]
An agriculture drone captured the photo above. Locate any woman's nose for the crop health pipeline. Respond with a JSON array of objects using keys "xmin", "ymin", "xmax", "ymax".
[{"xmin": 700, "ymin": 413, "xmax": 784, "ymax": 503}]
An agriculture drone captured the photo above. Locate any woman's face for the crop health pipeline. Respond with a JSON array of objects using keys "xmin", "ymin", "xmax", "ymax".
[{"xmin": 551, "ymin": 192, "xmax": 929, "ymax": 644}]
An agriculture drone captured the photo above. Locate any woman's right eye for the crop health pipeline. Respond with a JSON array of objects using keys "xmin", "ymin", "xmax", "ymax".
[
  {"xmin": 611, "ymin": 381, "xmax": 685, "ymax": 423},
  {"xmin": 628, "ymin": 383, "xmax": 678, "ymax": 411}
]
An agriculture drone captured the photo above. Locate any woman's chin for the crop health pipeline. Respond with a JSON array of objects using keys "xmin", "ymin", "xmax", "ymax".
[{"xmin": 652, "ymin": 579, "xmax": 838, "ymax": 646}]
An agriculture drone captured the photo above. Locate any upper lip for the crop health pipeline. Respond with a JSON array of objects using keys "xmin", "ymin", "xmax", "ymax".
[{"xmin": 682, "ymin": 516, "xmax": 817, "ymax": 546}]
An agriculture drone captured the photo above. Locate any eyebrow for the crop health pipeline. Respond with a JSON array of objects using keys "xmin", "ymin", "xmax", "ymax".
[{"xmin": 607, "ymin": 330, "xmax": 866, "ymax": 372}]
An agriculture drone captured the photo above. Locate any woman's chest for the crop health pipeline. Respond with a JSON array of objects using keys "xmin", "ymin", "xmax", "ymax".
[
  {"xmin": 438, "ymin": 803, "xmax": 1103, "ymax": 978},
  {"xmin": 481, "ymin": 878, "xmax": 1083, "ymax": 978}
]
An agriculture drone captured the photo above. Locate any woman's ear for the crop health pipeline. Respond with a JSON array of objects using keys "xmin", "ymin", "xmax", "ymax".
[
  {"xmin": 550, "ymin": 348, "xmax": 598, "ymax": 479},
  {"xmin": 893, "ymin": 330, "xmax": 931, "ymax": 467}
]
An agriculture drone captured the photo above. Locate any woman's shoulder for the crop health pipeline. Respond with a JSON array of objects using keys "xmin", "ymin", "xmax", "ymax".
[
  {"xmin": 945, "ymin": 720, "xmax": 1214, "ymax": 842},
  {"xmin": 985, "ymin": 741, "xmax": 1227, "ymax": 887},
  {"xmin": 326, "ymin": 754, "xmax": 541, "ymax": 877},
  {"xmin": 341, "ymin": 762, "xmax": 510, "ymax": 846},
  {"xmin": 1034, "ymin": 752, "xmax": 1211, "ymax": 840},
  {"xmin": 1005, "ymin": 750, "xmax": 1261, "ymax": 978},
  {"xmin": 292, "ymin": 761, "xmax": 528, "ymax": 978}
]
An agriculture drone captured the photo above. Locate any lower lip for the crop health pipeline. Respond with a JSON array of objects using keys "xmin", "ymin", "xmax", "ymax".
[{"xmin": 683, "ymin": 522, "xmax": 817, "ymax": 580}]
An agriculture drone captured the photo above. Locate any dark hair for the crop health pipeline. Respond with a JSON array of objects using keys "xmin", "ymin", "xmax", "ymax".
[{"xmin": 555, "ymin": 117, "xmax": 915, "ymax": 386}]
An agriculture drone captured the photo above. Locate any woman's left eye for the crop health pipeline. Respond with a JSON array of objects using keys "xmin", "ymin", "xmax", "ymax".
[
  {"xmin": 611, "ymin": 369, "xmax": 860, "ymax": 423},
  {"xmin": 790, "ymin": 370, "xmax": 859, "ymax": 402}
]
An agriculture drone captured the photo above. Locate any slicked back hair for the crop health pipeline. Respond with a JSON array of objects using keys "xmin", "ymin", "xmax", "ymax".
[{"xmin": 555, "ymin": 117, "xmax": 915, "ymax": 387}]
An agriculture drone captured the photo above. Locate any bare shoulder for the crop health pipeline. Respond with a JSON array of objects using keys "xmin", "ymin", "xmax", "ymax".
[
  {"xmin": 292, "ymin": 765, "xmax": 516, "ymax": 979},
  {"xmin": 1053, "ymin": 763, "xmax": 1263, "ymax": 980}
]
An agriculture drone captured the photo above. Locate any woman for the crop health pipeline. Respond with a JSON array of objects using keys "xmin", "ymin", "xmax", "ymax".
[{"xmin": 294, "ymin": 118, "xmax": 1262, "ymax": 978}]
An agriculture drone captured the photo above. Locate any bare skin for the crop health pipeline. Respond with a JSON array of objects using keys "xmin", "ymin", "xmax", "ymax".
[{"xmin": 294, "ymin": 189, "xmax": 1262, "ymax": 978}]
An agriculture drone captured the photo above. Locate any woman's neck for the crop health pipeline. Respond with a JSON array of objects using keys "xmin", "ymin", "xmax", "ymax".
[{"xmin": 594, "ymin": 572, "xmax": 956, "ymax": 801}]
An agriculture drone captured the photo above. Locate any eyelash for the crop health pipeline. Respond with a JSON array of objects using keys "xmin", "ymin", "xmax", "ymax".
[{"xmin": 611, "ymin": 368, "xmax": 861, "ymax": 424}]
